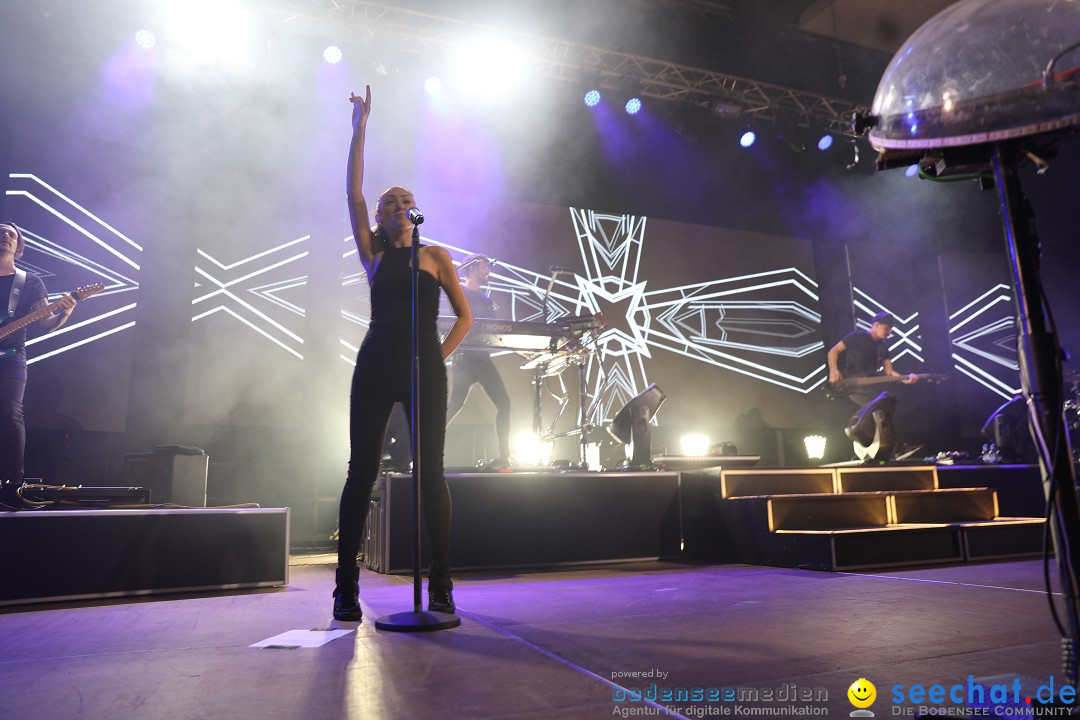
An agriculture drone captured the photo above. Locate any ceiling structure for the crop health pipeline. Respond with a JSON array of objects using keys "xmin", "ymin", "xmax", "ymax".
[
  {"xmin": 250, "ymin": 0, "xmax": 963, "ymax": 136},
  {"xmin": 797, "ymin": 0, "xmax": 962, "ymax": 54}
]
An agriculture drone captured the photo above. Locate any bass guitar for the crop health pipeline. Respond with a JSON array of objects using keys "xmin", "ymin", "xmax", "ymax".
[
  {"xmin": 825, "ymin": 372, "xmax": 949, "ymax": 400},
  {"xmin": 0, "ymin": 283, "xmax": 105, "ymax": 358}
]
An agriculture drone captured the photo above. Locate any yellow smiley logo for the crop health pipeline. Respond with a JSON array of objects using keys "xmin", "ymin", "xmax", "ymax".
[{"xmin": 847, "ymin": 678, "xmax": 876, "ymax": 709}]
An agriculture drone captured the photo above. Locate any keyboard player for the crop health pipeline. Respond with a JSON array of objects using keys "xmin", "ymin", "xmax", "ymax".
[{"xmin": 446, "ymin": 256, "xmax": 511, "ymax": 468}]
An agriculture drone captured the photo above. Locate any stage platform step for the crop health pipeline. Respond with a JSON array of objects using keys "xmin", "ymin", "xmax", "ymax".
[
  {"xmin": 683, "ymin": 464, "xmax": 1045, "ymax": 571},
  {"xmin": 720, "ymin": 468, "xmax": 835, "ymax": 498},
  {"xmin": 363, "ymin": 471, "xmax": 681, "ymax": 574},
  {"xmin": 837, "ymin": 465, "xmax": 938, "ymax": 493},
  {"xmin": 0, "ymin": 507, "xmax": 290, "ymax": 607}
]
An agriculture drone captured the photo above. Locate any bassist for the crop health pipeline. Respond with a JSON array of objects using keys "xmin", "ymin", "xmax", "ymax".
[{"xmin": 827, "ymin": 311, "xmax": 918, "ymax": 406}]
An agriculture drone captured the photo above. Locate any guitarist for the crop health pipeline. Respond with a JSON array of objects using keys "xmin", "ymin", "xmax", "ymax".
[
  {"xmin": 827, "ymin": 311, "xmax": 919, "ymax": 406},
  {"xmin": 0, "ymin": 222, "xmax": 78, "ymax": 484}
]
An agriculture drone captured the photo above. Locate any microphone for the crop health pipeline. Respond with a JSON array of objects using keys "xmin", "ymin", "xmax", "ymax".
[
  {"xmin": 549, "ymin": 265, "xmax": 577, "ymax": 275},
  {"xmin": 406, "ymin": 207, "xmax": 424, "ymax": 225}
]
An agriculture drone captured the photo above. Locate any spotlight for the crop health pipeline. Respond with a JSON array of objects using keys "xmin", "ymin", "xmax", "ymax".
[
  {"xmin": 624, "ymin": 97, "xmax": 642, "ymax": 115},
  {"xmin": 739, "ymin": 130, "xmax": 756, "ymax": 148},
  {"xmin": 424, "ymin": 76, "xmax": 443, "ymax": 94},
  {"xmin": 323, "ymin": 45, "xmax": 343, "ymax": 65},
  {"xmin": 803, "ymin": 435, "xmax": 827, "ymax": 460},
  {"xmin": 608, "ymin": 384, "xmax": 667, "ymax": 468},
  {"xmin": 905, "ymin": 164, "xmax": 919, "ymax": 178},
  {"xmin": 513, "ymin": 431, "xmax": 552, "ymax": 466},
  {"xmin": 817, "ymin": 134, "xmax": 833, "ymax": 151},
  {"xmin": 845, "ymin": 139, "xmax": 860, "ymax": 170},
  {"xmin": 584, "ymin": 89, "xmax": 601, "ymax": 107},
  {"xmin": 134, "ymin": 29, "xmax": 156, "ymax": 49},
  {"xmin": 680, "ymin": 434, "xmax": 710, "ymax": 457}
]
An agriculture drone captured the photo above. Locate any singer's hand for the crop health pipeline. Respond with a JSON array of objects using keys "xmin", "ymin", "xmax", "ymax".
[{"xmin": 349, "ymin": 85, "xmax": 371, "ymax": 134}]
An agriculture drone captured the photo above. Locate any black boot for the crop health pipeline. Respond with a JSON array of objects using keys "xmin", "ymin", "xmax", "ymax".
[
  {"xmin": 332, "ymin": 566, "xmax": 362, "ymax": 621},
  {"xmin": 427, "ymin": 578, "xmax": 455, "ymax": 614}
]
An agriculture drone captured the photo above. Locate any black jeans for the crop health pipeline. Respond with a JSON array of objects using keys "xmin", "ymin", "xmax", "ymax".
[
  {"xmin": 447, "ymin": 352, "xmax": 511, "ymax": 460},
  {"xmin": 0, "ymin": 354, "xmax": 27, "ymax": 482},
  {"xmin": 336, "ymin": 336, "xmax": 451, "ymax": 582}
]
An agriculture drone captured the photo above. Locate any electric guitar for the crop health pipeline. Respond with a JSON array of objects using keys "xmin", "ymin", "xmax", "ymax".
[
  {"xmin": 0, "ymin": 283, "xmax": 105, "ymax": 358},
  {"xmin": 825, "ymin": 372, "xmax": 949, "ymax": 400}
]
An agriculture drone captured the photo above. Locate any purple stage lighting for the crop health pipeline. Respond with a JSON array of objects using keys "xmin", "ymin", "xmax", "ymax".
[
  {"xmin": 323, "ymin": 46, "xmax": 343, "ymax": 64},
  {"xmin": 739, "ymin": 130, "xmax": 756, "ymax": 148},
  {"xmin": 135, "ymin": 30, "xmax": 156, "ymax": 49},
  {"xmin": 905, "ymin": 164, "xmax": 919, "ymax": 178},
  {"xmin": 624, "ymin": 97, "xmax": 642, "ymax": 115},
  {"xmin": 584, "ymin": 89, "xmax": 601, "ymax": 107},
  {"xmin": 817, "ymin": 134, "xmax": 833, "ymax": 151}
]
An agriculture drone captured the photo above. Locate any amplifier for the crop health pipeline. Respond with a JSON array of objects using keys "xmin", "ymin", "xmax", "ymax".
[{"xmin": 122, "ymin": 450, "xmax": 208, "ymax": 506}]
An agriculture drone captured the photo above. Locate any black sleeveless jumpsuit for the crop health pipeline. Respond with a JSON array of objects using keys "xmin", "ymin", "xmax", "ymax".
[{"xmin": 336, "ymin": 244, "xmax": 451, "ymax": 583}]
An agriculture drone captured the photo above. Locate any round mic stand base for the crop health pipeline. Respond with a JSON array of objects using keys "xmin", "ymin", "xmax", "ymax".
[{"xmin": 375, "ymin": 609, "xmax": 461, "ymax": 632}]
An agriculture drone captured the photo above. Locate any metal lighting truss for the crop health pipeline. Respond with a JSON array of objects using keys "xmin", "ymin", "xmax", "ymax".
[{"xmin": 255, "ymin": 0, "xmax": 864, "ymax": 135}]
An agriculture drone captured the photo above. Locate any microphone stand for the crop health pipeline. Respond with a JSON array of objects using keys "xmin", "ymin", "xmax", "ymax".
[
  {"xmin": 375, "ymin": 219, "xmax": 460, "ymax": 632},
  {"xmin": 990, "ymin": 140, "xmax": 1080, "ymax": 686}
]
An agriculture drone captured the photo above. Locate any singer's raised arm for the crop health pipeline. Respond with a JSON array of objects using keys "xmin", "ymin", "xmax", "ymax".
[{"xmin": 346, "ymin": 85, "xmax": 377, "ymax": 276}]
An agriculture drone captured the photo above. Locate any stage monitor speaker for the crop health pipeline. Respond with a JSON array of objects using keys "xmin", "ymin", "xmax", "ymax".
[
  {"xmin": 122, "ymin": 447, "xmax": 208, "ymax": 506},
  {"xmin": 608, "ymin": 384, "xmax": 667, "ymax": 467},
  {"xmin": 981, "ymin": 394, "xmax": 1036, "ymax": 462}
]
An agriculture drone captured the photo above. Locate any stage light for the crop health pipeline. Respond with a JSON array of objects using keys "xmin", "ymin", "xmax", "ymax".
[
  {"xmin": 817, "ymin": 134, "xmax": 833, "ymax": 151},
  {"xmin": 584, "ymin": 89, "xmax": 601, "ymax": 107},
  {"xmin": 624, "ymin": 97, "xmax": 642, "ymax": 115},
  {"xmin": 981, "ymin": 394, "xmax": 1036, "ymax": 462},
  {"xmin": 323, "ymin": 46, "xmax": 342, "ymax": 65},
  {"xmin": 804, "ymin": 434, "xmax": 827, "ymax": 460},
  {"xmin": 512, "ymin": 431, "xmax": 552, "ymax": 466},
  {"xmin": 424, "ymin": 76, "xmax": 443, "ymax": 94},
  {"xmin": 679, "ymin": 434, "xmax": 710, "ymax": 457},
  {"xmin": 739, "ymin": 130, "xmax": 756, "ymax": 148},
  {"xmin": 608, "ymin": 384, "xmax": 667, "ymax": 467},
  {"xmin": 905, "ymin": 164, "xmax": 919, "ymax": 177},
  {"xmin": 155, "ymin": 0, "xmax": 257, "ymax": 70},
  {"xmin": 513, "ymin": 431, "xmax": 539, "ymax": 465},
  {"xmin": 135, "ymin": 30, "xmax": 157, "ymax": 49},
  {"xmin": 452, "ymin": 37, "xmax": 529, "ymax": 96}
]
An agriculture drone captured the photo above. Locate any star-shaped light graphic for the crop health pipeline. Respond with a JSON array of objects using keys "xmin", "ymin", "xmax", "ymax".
[{"xmin": 337, "ymin": 207, "xmax": 829, "ymax": 433}]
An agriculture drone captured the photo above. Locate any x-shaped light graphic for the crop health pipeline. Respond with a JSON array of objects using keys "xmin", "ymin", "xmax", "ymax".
[
  {"xmin": 5, "ymin": 173, "xmax": 140, "ymax": 364},
  {"xmin": 948, "ymin": 283, "xmax": 1020, "ymax": 399},
  {"xmin": 192, "ymin": 237, "xmax": 309, "ymax": 360}
]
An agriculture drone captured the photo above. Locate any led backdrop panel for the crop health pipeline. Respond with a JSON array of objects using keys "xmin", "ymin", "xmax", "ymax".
[
  {"xmin": 331, "ymin": 193, "xmax": 827, "ymax": 447},
  {"xmin": 4, "ymin": 171, "xmax": 140, "ymax": 433}
]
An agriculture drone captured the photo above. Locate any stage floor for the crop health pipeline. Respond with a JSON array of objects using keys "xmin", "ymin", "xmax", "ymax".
[{"xmin": 0, "ymin": 556, "xmax": 1064, "ymax": 719}]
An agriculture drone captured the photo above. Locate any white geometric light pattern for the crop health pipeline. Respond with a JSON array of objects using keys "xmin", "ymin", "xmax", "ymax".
[
  {"xmin": 852, "ymin": 286, "xmax": 923, "ymax": 365},
  {"xmin": 5, "ymin": 173, "xmax": 140, "ymax": 364},
  {"xmin": 192, "ymin": 236, "xmax": 309, "ymax": 360},
  {"xmin": 338, "ymin": 209, "xmax": 828, "ymax": 423},
  {"xmin": 948, "ymin": 283, "xmax": 1020, "ymax": 399}
]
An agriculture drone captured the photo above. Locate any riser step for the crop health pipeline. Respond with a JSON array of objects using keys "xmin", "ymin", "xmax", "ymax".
[
  {"xmin": 893, "ymin": 488, "xmax": 998, "ymax": 523},
  {"xmin": 721, "ymin": 469, "xmax": 835, "ymax": 499},
  {"xmin": 838, "ymin": 466, "xmax": 937, "ymax": 493},
  {"xmin": 764, "ymin": 489, "xmax": 1000, "ymax": 530},
  {"xmin": 768, "ymin": 494, "xmax": 889, "ymax": 531}
]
